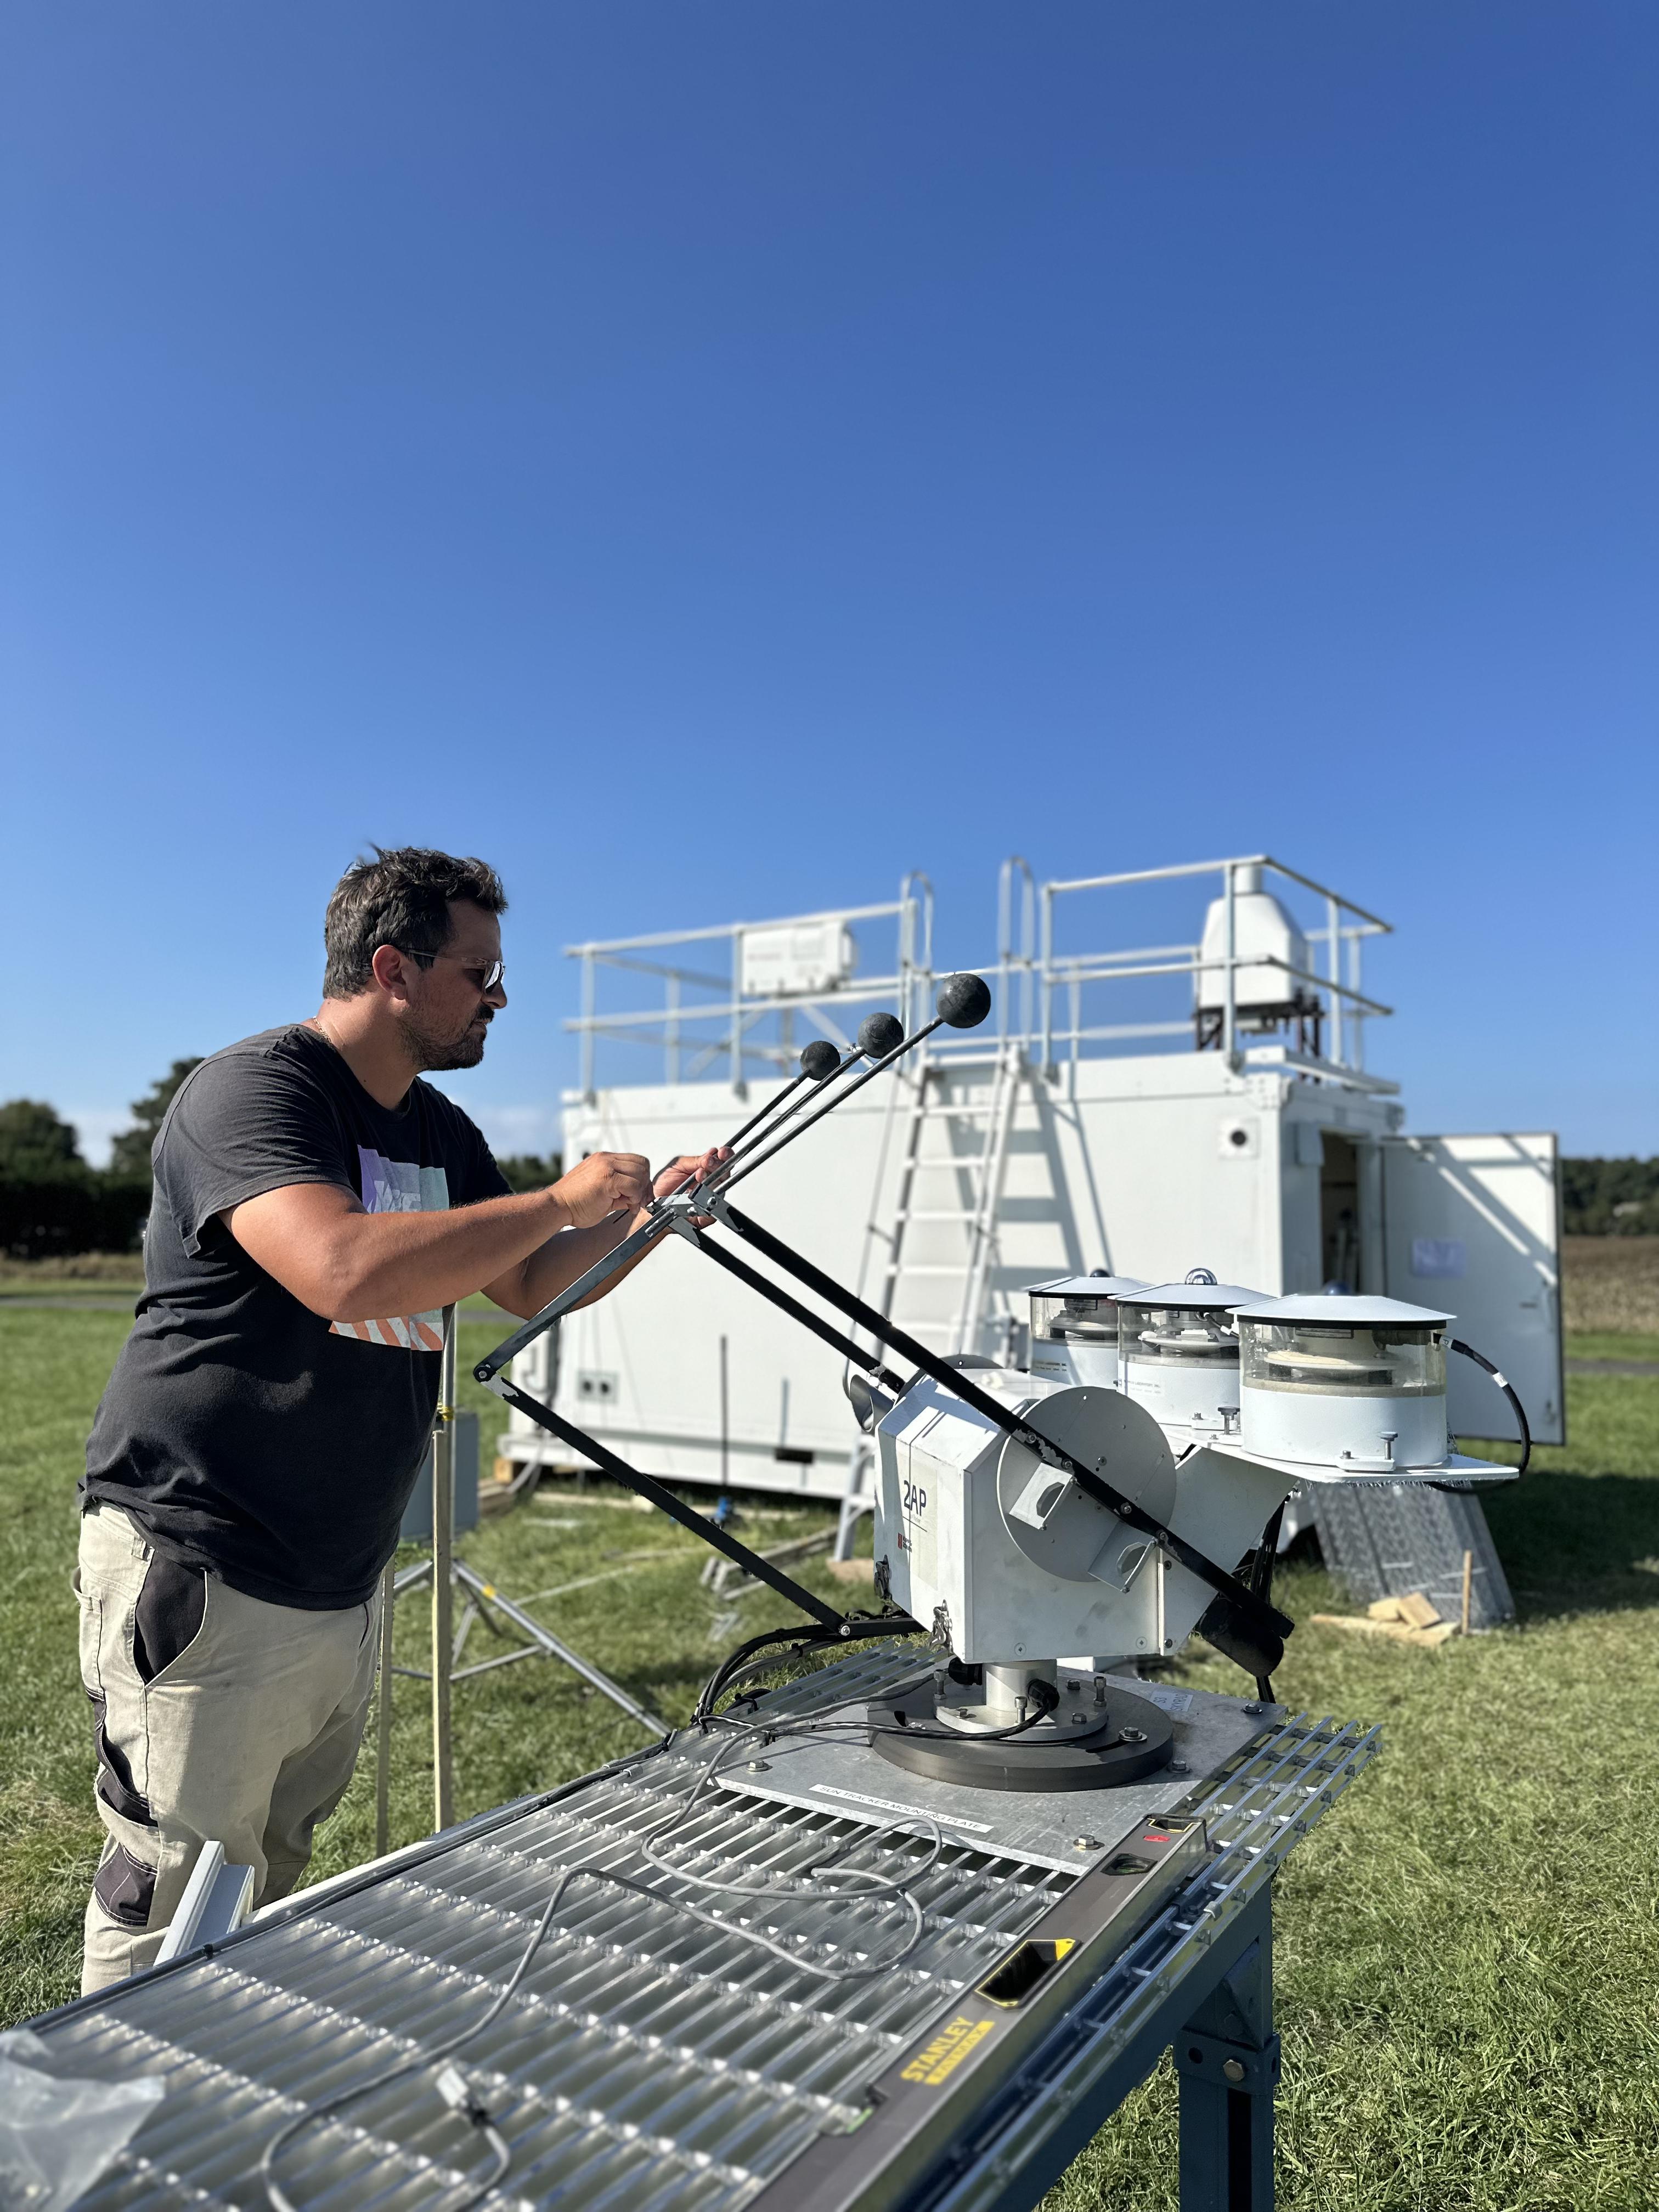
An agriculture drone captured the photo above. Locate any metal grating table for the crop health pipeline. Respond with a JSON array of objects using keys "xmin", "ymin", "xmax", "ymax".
[{"xmin": 26, "ymin": 1647, "xmax": 1378, "ymax": 2212}]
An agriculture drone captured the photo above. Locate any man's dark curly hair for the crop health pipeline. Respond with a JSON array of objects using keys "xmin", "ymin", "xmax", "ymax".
[{"xmin": 323, "ymin": 847, "xmax": 507, "ymax": 1000}]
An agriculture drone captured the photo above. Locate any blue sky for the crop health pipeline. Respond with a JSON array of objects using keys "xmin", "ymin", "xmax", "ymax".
[{"xmin": 5, "ymin": 4, "xmax": 1655, "ymax": 1163}]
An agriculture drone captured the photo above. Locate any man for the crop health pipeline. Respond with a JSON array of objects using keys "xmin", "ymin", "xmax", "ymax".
[{"xmin": 77, "ymin": 847, "xmax": 720, "ymax": 1991}]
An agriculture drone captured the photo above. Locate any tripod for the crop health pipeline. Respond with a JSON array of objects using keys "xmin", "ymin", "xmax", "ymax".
[{"xmin": 372, "ymin": 1307, "xmax": 668, "ymax": 1853}]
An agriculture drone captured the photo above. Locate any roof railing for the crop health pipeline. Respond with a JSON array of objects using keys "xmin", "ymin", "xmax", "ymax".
[{"xmin": 565, "ymin": 855, "xmax": 1391, "ymax": 1097}]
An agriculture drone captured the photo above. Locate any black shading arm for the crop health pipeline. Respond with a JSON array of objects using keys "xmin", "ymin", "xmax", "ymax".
[
  {"xmin": 487, "ymin": 1378, "xmax": 845, "ymax": 1632},
  {"xmin": 475, "ymin": 1212, "xmax": 672, "ymax": 1382}
]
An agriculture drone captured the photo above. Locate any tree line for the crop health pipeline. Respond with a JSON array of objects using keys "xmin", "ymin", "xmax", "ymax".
[
  {"xmin": 1560, "ymin": 1156, "xmax": 1659, "ymax": 1237},
  {"xmin": 1, "ymin": 1062, "xmax": 561, "ymax": 1260}
]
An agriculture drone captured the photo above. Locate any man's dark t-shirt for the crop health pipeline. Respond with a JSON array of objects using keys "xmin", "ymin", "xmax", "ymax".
[{"xmin": 84, "ymin": 1026, "xmax": 511, "ymax": 1610}]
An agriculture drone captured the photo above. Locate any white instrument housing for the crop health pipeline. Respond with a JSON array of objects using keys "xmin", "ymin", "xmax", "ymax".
[
  {"xmin": 1235, "ymin": 1294, "xmax": 1456, "ymax": 1472},
  {"xmin": 873, "ymin": 1316, "xmax": 1519, "ymax": 1671},
  {"xmin": 1116, "ymin": 1280, "xmax": 1266, "ymax": 1451},
  {"xmin": 873, "ymin": 1368, "xmax": 1289, "ymax": 1665},
  {"xmin": 1026, "ymin": 1276, "xmax": 1149, "ymax": 1392}
]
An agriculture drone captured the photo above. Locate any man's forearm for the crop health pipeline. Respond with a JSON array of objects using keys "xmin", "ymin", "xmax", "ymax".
[
  {"xmin": 321, "ymin": 1195, "xmax": 670, "ymax": 1322},
  {"xmin": 225, "ymin": 1149, "xmax": 663, "ymax": 1323},
  {"xmin": 320, "ymin": 1187, "xmax": 579, "ymax": 1318}
]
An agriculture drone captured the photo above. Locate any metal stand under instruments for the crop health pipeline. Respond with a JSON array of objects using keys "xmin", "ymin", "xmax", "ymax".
[
  {"xmin": 432, "ymin": 1305, "xmax": 456, "ymax": 1830},
  {"xmin": 371, "ymin": 1308, "xmax": 667, "ymax": 1853},
  {"xmin": 28, "ymin": 1644, "xmax": 1376, "ymax": 2212}
]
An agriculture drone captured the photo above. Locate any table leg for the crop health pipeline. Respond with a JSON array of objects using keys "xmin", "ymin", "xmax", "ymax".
[{"xmin": 1176, "ymin": 1913, "xmax": 1280, "ymax": 2210}]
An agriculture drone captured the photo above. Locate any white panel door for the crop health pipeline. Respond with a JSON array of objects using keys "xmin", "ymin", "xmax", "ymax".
[{"xmin": 1381, "ymin": 1132, "xmax": 1563, "ymax": 1446}]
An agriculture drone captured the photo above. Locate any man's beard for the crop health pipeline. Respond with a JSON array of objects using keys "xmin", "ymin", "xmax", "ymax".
[{"xmin": 403, "ymin": 1007, "xmax": 491, "ymax": 1073}]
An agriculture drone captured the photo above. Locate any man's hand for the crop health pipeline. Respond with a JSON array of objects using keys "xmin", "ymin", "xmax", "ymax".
[
  {"xmin": 651, "ymin": 1147, "xmax": 730, "ymax": 1224},
  {"xmin": 550, "ymin": 1151, "xmax": 653, "ymax": 1229},
  {"xmin": 496, "ymin": 1143, "xmax": 733, "ymax": 1317}
]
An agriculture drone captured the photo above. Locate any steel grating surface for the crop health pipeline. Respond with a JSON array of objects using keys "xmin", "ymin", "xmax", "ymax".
[{"xmin": 27, "ymin": 1647, "xmax": 1376, "ymax": 2212}]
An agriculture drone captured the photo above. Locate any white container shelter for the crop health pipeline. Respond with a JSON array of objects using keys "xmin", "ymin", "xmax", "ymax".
[{"xmin": 500, "ymin": 857, "xmax": 1562, "ymax": 1538}]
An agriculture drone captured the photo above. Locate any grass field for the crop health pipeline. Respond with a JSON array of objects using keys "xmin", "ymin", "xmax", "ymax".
[{"xmin": 2, "ymin": 1307, "xmax": 1657, "ymax": 2209}]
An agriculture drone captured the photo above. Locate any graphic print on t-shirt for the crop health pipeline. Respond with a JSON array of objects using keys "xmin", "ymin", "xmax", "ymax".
[{"xmin": 329, "ymin": 1147, "xmax": 449, "ymax": 1350}]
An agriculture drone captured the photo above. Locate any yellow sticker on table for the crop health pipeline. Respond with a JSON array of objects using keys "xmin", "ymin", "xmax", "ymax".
[{"xmin": 901, "ymin": 2015, "xmax": 995, "ymax": 2086}]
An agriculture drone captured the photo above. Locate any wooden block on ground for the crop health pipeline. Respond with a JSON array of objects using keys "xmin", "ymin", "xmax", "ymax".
[
  {"xmin": 1397, "ymin": 1592, "xmax": 1443, "ymax": 1629},
  {"xmin": 1314, "ymin": 1612, "xmax": 1409, "ymax": 1640},
  {"xmin": 492, "ymin": 1456, "xmax": 517, "ymax": 1485},
  {"xmin": 1367, "ymin": 1597, "xmax": 1408, "ymax": 1622},
  {"xmin": 1312, "ymin": 1612, "xmax": 1458, "ymax": 1651},
  {"xmin": 827, "ymin": 1558, "xmax": 875, "ymax": 1584},
  {"xmin": 534, "ymin": 1491, "xmax": 654, "ymax": 1511}
]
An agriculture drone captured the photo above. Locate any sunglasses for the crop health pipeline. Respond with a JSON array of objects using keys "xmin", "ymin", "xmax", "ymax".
[{"xmin": 405, "ymin": 949, "xmax": 506, "ymax": 995}]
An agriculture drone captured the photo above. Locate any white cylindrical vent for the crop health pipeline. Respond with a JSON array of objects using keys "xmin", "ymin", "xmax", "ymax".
[
  {"xmin": 1026, "ymin": 1275, "xmax": 1148, "ymax": 1389},
  {"xmin": 1235, "ymin": 1295, "xmax": 1452, "ymax": 1470},
  {"xmin": 1116, "ymin": 1277, "xmax": 1266, "ymax": 1445}
]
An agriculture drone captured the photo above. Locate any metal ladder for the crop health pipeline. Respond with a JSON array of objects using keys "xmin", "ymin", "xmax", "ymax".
[
  {"xmin": 872, "ymin": 1040, "xmax": 1024, "ymax": 1357},
  {"xmin": 834, "ymin": 1041, "xmax": 1024, "ymax": 1560}
]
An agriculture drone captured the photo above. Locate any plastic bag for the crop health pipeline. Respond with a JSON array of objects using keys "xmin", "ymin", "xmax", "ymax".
[{"xmin": 0, "ymin": 2029, "xmax": 164, "ymax": 2211}]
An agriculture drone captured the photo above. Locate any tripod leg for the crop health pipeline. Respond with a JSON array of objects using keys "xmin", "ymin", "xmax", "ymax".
[
  {"xmin": 451, "ymin": 1562, "xmax": 668, "ymax": 1734},
  {"xmin": 452, "ymin": 1593, "xmax": 482, "ymax": 1662},
  {"xmin": 374, "ymin": 1556, "xmax": 396, "ymax": 1859}
]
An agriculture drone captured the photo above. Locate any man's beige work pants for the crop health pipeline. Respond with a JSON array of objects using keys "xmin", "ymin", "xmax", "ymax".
[{"xmin": 76, "ymin": 1502, "xmax": 380, "ymax": 1994}]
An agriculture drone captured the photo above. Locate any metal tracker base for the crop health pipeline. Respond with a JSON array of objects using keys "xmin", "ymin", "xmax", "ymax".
[
  {"xmin": 24, "ymin": 1647, "xmax": 1376, "ymax": 2212},
  {"xmin": 868, "ymin": 1684, "xmax": 1175, "ymax": 1793}
]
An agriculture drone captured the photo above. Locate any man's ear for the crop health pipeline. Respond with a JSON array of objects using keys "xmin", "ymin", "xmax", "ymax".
[{"xmin": 370, "ymin": 944, "xmax": 414, "ymax": 1000}]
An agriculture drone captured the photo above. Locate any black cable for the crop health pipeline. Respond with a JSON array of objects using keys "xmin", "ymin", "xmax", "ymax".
[
  {"xmin": 706, "ymin": 1641, "xmax": 1062, "ymax": 1745},
  {"xmin": 698, "ymin": 1623, "xmax": 1065, "ymax": 1743},
  {"xmin": 717, "ymin": 1703, "xmax": 1059, "ymax": 1753},
  {"xmin": 1249, "ymin": 1502, "xmax": 1287, "ymax": 1705},
  {"xmin": 865, "ymin": 1678, "xmax": 1059, "ymax": 1743},
  {"xmin": 697, "ymin": 1626, "xmax": 837, "ymax": 1722},
  {"xmin": 695, "ymin": 1613, "xmax": 922, "ymax": 1725},
  {"xmin": 1450, "ymin": 1339, "xmax": 1532, "ymax": 1477},
  {"xmin": 1250, "ymin": 1503, "xmax": 1287, "ymax": 1603}
]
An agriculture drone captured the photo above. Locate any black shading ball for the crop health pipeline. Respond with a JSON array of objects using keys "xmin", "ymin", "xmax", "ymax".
[
  {"xmin": 799, "ymin": 1040, "xmax": 841, "ymax": 1081},
  {"xmin": 857, "ymin": 1011, "xmax": 906, "ymax": 1059},
  {"xmin": 936, "ymin": 972, "xmax": 992, "ymax": 1029}
]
